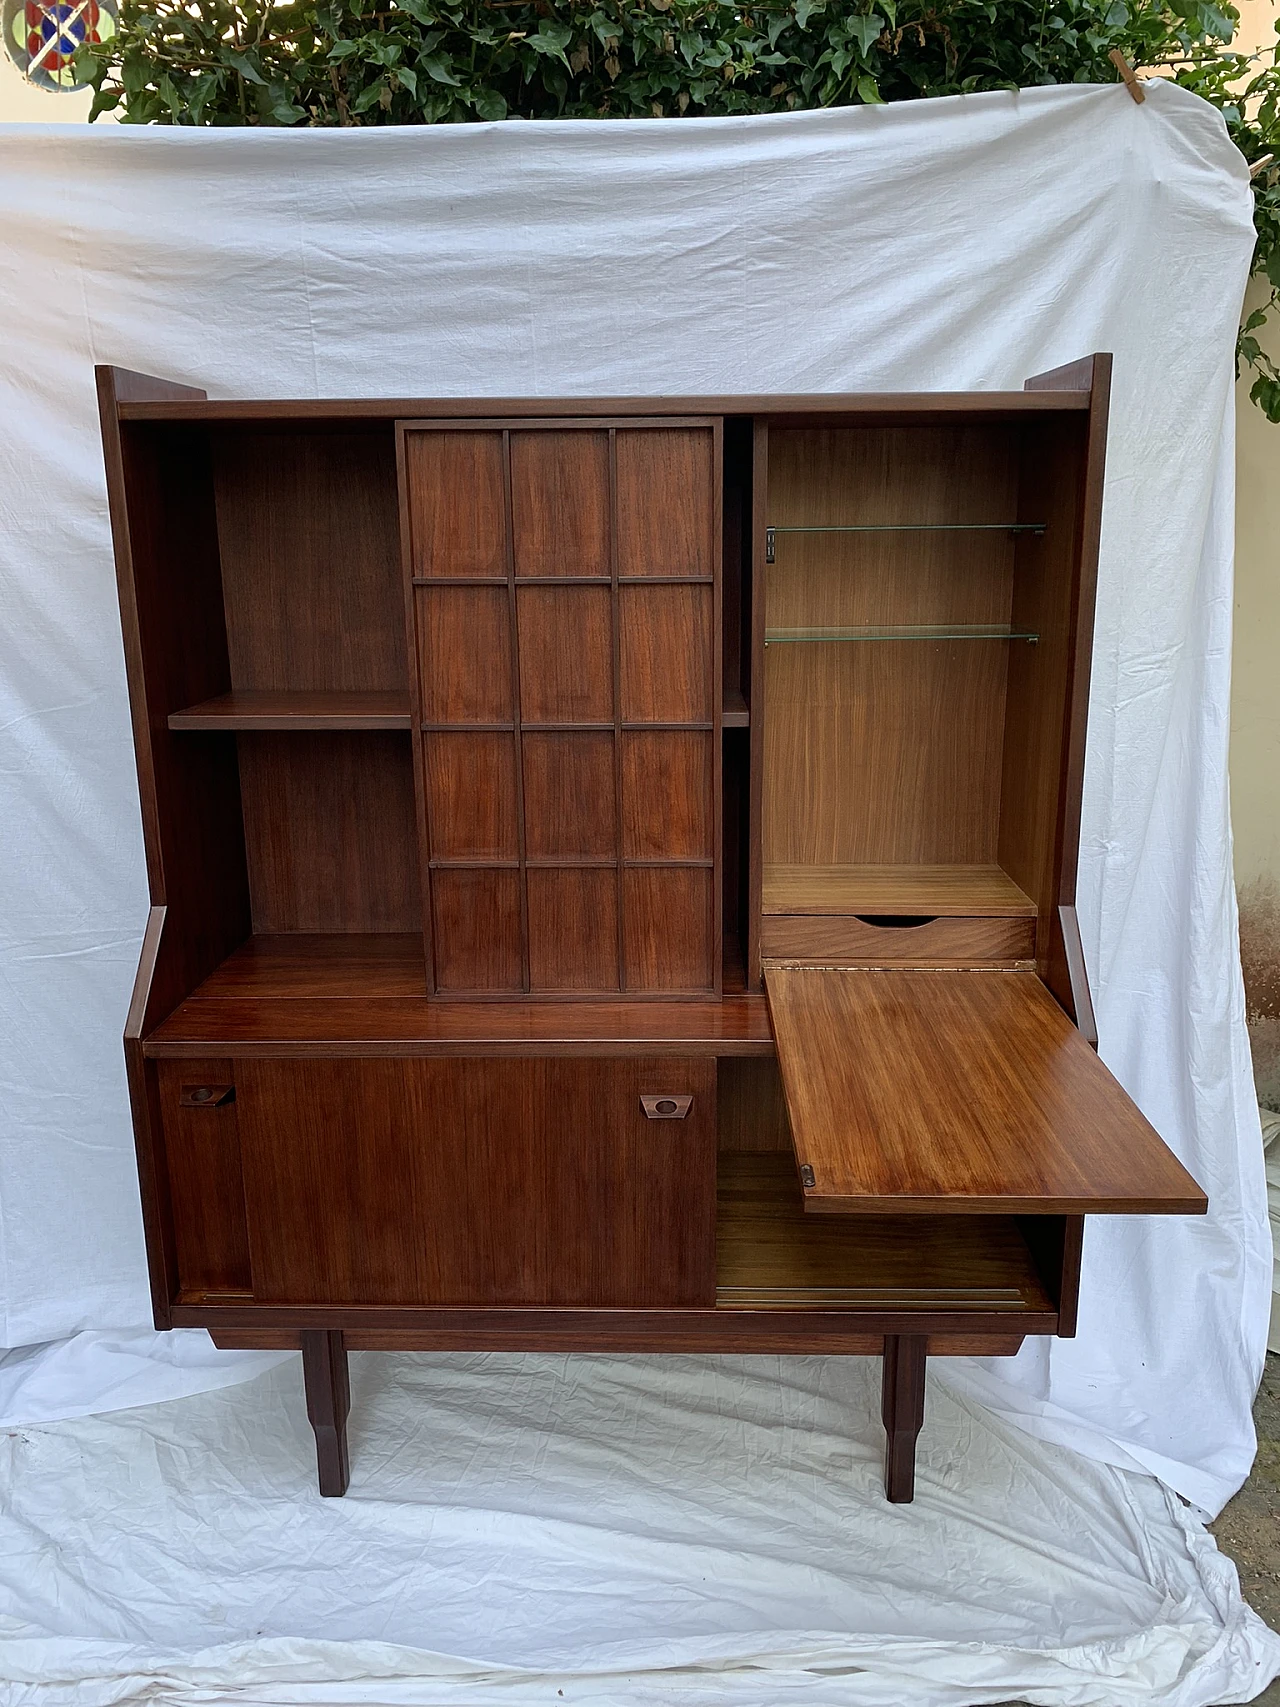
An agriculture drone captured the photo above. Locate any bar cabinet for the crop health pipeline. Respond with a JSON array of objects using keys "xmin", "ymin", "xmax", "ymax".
[{"xmin": 98, "ymin": 355, "xmax": 1206, "ymax": 1502}]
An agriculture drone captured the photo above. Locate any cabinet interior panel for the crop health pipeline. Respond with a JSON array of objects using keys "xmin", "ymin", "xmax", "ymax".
[
  {"xmin": 527, "ymin": 867, "xmax": 620, "ymax": 992},
  {"xmin": 238, "ymin": 732, "xmax": 418, "ymax": 933},
  {"xmin": 403, "ymin": 429, "xmax": 507, "ymax": 578},
  {"xmin": 624, "ymin": 866, "xmax": 715, "ymax": 992},
  {"xmin": 615, "ymin": 426, "xmax": 716, "ymax": 577},
  {"xmin": 424, "ymin": 731, "xmax": 519, "ymax": 862},
  {"xmin": 512, "ymin": 429, "xmax": 611, "ymax": 577},
  {"xmin": 619, "ymin": 583, "xmax": 714, "ymax": 724},
  {"xmin": 761, "ymin": 863, "xmax": 1036, "ymax": 917},
  {"xmin": 716, "ymin": 1153, "xmax": 1052, "ymax": 1310},
  {"xmin": 416, "ymin": 586, "xmax": 514, "ymax": 725},
  {"xmin": 522, "ymin": 731, "xmax": 617, "ymax": 860},
  {"xmin": 431, "ymin": 868, "xmax": 524, "ymax": 992},
  {"xmin": 214, "ymin": 429, "xmax": 405, "ymax": 693},
  {"xmin": 622, "ymin": 730, "xmax": 714, "ymax": 861},
  {"xmin": 517, "ymin": 584, "xmax": 614, "ymax": 724},
  {"xmin": 999, "ymin": 415, "xmax": 1091, "ymax": 963}
]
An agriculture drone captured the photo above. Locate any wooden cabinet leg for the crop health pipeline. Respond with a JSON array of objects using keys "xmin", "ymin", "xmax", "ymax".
[
  {"xmin": 301, "ymin": 1330, "xmax": 350, "ymax": 1497},
  {"xmin": 881, "ymin": 1334, "xmax": 927, "ymax": 1503}
]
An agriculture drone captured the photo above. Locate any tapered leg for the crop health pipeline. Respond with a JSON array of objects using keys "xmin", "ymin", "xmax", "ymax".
[
  {"xmin": 301, "ymin": 1329, "xmax": 350, "ymax": 1496},
  {"xmin": 881, "ymin": 1334, "xmax": 927, "ymax": 1503}
]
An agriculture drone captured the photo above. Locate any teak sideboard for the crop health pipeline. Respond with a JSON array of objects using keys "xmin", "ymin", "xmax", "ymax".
[{"xmin": 98, "ymin": 357, "xmax": 1207, "ymax": 1503}]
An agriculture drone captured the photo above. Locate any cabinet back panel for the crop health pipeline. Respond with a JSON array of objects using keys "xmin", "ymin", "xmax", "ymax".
[
  {"xmin": 214, "ymin": 430, "xmax": 405, "ymax": 693},
  {"xmin": 239, "ymin": 732, "xmax": 418, "ymax": 932},
  {"xmin": 763, "ymin": 425, "xmax": 1017, "ymax": 869}
]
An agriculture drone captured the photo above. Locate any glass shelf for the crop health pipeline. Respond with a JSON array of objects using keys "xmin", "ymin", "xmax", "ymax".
[{"xmin": 765, "ymin": 624, "xmax": 1039, "ymax": 645}]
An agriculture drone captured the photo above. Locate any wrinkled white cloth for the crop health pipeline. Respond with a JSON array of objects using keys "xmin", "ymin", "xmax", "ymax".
[
  {"xmin": 1, "ymin": 1351, "xmax": 1278, "ymax": 1707},
  {"xmin": 0, "ymin": 78, "xmax": 1274, "ymax": 1706}
]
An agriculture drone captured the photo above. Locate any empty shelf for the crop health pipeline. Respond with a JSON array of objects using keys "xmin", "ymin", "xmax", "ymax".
[
  {"xmin": 763, "ymin": 864, "xmax": 1037, "ymax": 918},
  {"xmin": 169, "ymin": 691, "xmax": 412, "ymax": 731},
  {"xmin": 723, "ymin": 688, "xmax": 749, "ymax": 728},
  {"xmin": 716, "ymin": 1154, "xmax": 1054, "ymax": 1309}
]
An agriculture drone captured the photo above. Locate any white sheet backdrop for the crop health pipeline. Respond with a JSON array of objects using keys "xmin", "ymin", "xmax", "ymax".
[{"xmin": 0, "ymin": 78, "xmax": 1276, "ymax": 1704}]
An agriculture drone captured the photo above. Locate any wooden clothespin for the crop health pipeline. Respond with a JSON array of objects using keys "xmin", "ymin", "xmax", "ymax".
[
  {"xmin": 1108, "ymin": 48, "xmax": 1146, "ymax": 103},
  {"xmin": 1250, "ymin": 154, "xmax": 1275, "ymax": 179}
]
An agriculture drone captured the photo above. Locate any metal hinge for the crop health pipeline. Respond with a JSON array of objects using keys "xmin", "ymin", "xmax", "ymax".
[{"xmin": 765, "ymin": 527, "xmax": 776, "ymax": 564}]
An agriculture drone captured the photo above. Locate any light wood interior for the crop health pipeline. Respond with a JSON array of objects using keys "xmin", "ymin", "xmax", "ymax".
[
  {"xmin": 763, "ymin": 966, "xmax": 1208, "ymax": 1215},
  {"xmin": 716, "ymin": 1153, "xmax": 1052, "ymax": 1310},
  {"xmin": 761, "ymin": 423, "xmax": 1061, "ymax": 934},
  {"xmin": 762, "ymin": 863, "xmax": 1035, "ymax": 917}
]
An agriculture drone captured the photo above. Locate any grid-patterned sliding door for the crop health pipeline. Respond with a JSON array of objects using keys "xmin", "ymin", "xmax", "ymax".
[{"xmin": 399, "ymin": 417, "xmax": 722, "ymax": 997}]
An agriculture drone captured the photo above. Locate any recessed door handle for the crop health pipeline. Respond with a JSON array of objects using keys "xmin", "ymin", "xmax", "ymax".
[
  {"xmin": 640, "ymin": 1094, "xmax": 693, "ymax": 1119},
  {"xmin": 179, "ymin": 1085, "xmax": 235, "ymax": 1108}
]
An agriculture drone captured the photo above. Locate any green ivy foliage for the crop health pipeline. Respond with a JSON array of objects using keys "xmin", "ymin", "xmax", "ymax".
[{"xmin": 77, "ymin": 0, "xmax": 1280, "ymax": 416}]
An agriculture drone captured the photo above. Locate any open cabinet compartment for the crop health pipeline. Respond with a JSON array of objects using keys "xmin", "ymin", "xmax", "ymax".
[
  {"xmin": 757, "ymin": 411, "xmax": 1090, "ymax": 980},
  {"xmin": 124, "ymin": 417, "xmax": 421, "ymax": 982}
]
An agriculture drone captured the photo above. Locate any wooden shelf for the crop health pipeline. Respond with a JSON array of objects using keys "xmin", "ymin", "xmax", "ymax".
[
  {"xmin": 763, "ymin": 864, "xmax": 1037, "ymax": 918},
  {"xmin": 723, "ymin": 688, "xmax": 749, "ymax": 728},
  {"xmin": 144, "ymin": 934, "xmax": 772, "ymax": 1057},
  {"xmin": 716, "ymin": 1154, "xmax": 1053, "ymax": 1311},
  {"xmin": 169, "ymin": 691, "xmax": 412, "ymax": 731}
]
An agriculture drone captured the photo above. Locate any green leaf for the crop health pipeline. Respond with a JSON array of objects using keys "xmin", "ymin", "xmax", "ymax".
[
  {"xmin": 856, "ymin": 72, "xmax": 883, "ymax": 101},
  {"xmin": 420, "ymin": 51, "xmax": 461, "ymax": 84},
  {"xmin": 848, "ymin": 13, "xmax": 884, "ymax": 57},
  {"xmin": 223, "ymin": 49, "xmax": 268, "ymax": 85},
  {"xmin": 537, "ymin": 19, "xmax": 573, "ymax": 49},
  {"xmin": 395, "ymin": 64, "xmax": 417, "ymax": 94},
  {"xmin": 473, "ymin": 85, "xmax": 507, "ymax": 119}
]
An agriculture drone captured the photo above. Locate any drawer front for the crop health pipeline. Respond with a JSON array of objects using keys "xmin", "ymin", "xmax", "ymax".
[
  {"xmin": 761, "ymin": 914, "xmax": 1035, "ymax": 966},
  {"xmin": 232, "ymin": 1056, "xmax": 717, "ymax": 1309}
]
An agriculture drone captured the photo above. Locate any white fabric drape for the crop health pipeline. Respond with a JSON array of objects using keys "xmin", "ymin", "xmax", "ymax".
[{"xmin": 0, "ymin": 79, "xmax": 1274, "ymax": 1704}]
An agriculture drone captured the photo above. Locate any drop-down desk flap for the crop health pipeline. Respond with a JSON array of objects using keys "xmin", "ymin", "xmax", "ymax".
[{"xmin": 764, "ymin": 967, "xmax": 1208, "ymax": 1216}]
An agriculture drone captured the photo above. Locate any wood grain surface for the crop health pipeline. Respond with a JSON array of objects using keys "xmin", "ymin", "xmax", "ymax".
[
  {"xmin": 234, "ymin": 1056, "xmax": 717, "ymax": 1308},
  {"xmin": 168, "ymin": 690, "xmax": 412, "ymax": 730},
  {"xmin": 764, "ymin": 967, "xmax": 1208, "ymax": 1213},
  {"xmin": 144, "ymin": 934, "xmax": 771, "ymax": 1054},
  {"xmin": 761, "ymin": 913, "xmax": 1035, "ymax": 965},
  {"xmin": 716, "ymin": 1153, "xmax": 1052, "ymax": 1309},
  {"xmin": 762, "ymin": 863, "xmax": 1036, "ymax": 917}
]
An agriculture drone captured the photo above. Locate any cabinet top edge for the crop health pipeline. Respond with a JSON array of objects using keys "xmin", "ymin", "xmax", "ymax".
[{"xmin": 113, "ymin": 392, "xmax": 1094, "ymax": 424}]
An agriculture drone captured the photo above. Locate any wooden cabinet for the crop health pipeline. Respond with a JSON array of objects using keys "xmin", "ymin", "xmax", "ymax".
[{"xmin": 98, "ymin": 358, "xmax": 1206, "ymax": 1504}]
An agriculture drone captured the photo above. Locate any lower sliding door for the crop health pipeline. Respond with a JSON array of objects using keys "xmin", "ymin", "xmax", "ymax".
[{"xmin": 232, "ymin": 1056, "xmax": 717, "ymax": 1308}]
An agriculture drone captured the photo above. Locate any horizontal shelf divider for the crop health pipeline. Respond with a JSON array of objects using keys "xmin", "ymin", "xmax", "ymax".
[
  {"xmin": 421, "ymin": 721, "xmax": 722, "ymax": 732},
  {"xmin": 428, "ymin": 858, "xmax": 715, "ymax": 870},
  {"xmin": 765, "ymin": 625, "xmax": 1039, "ymax": 646},
  {"xmin": 168, "ymin": 691, "xmax": 412, "ymax": 731},
  {"xmin": 412, "ymin": 575, "xmax": 713, "ymax": 586}
]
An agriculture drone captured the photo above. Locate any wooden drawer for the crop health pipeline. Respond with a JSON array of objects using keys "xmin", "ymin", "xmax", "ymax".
[
  {"xmin": 224, "ymin": 1056, "xmax": 717, "ymax": 1309},
  {"xmin": 761, "ymin": 914, "xmax": 1035, "ymax": 966}
]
